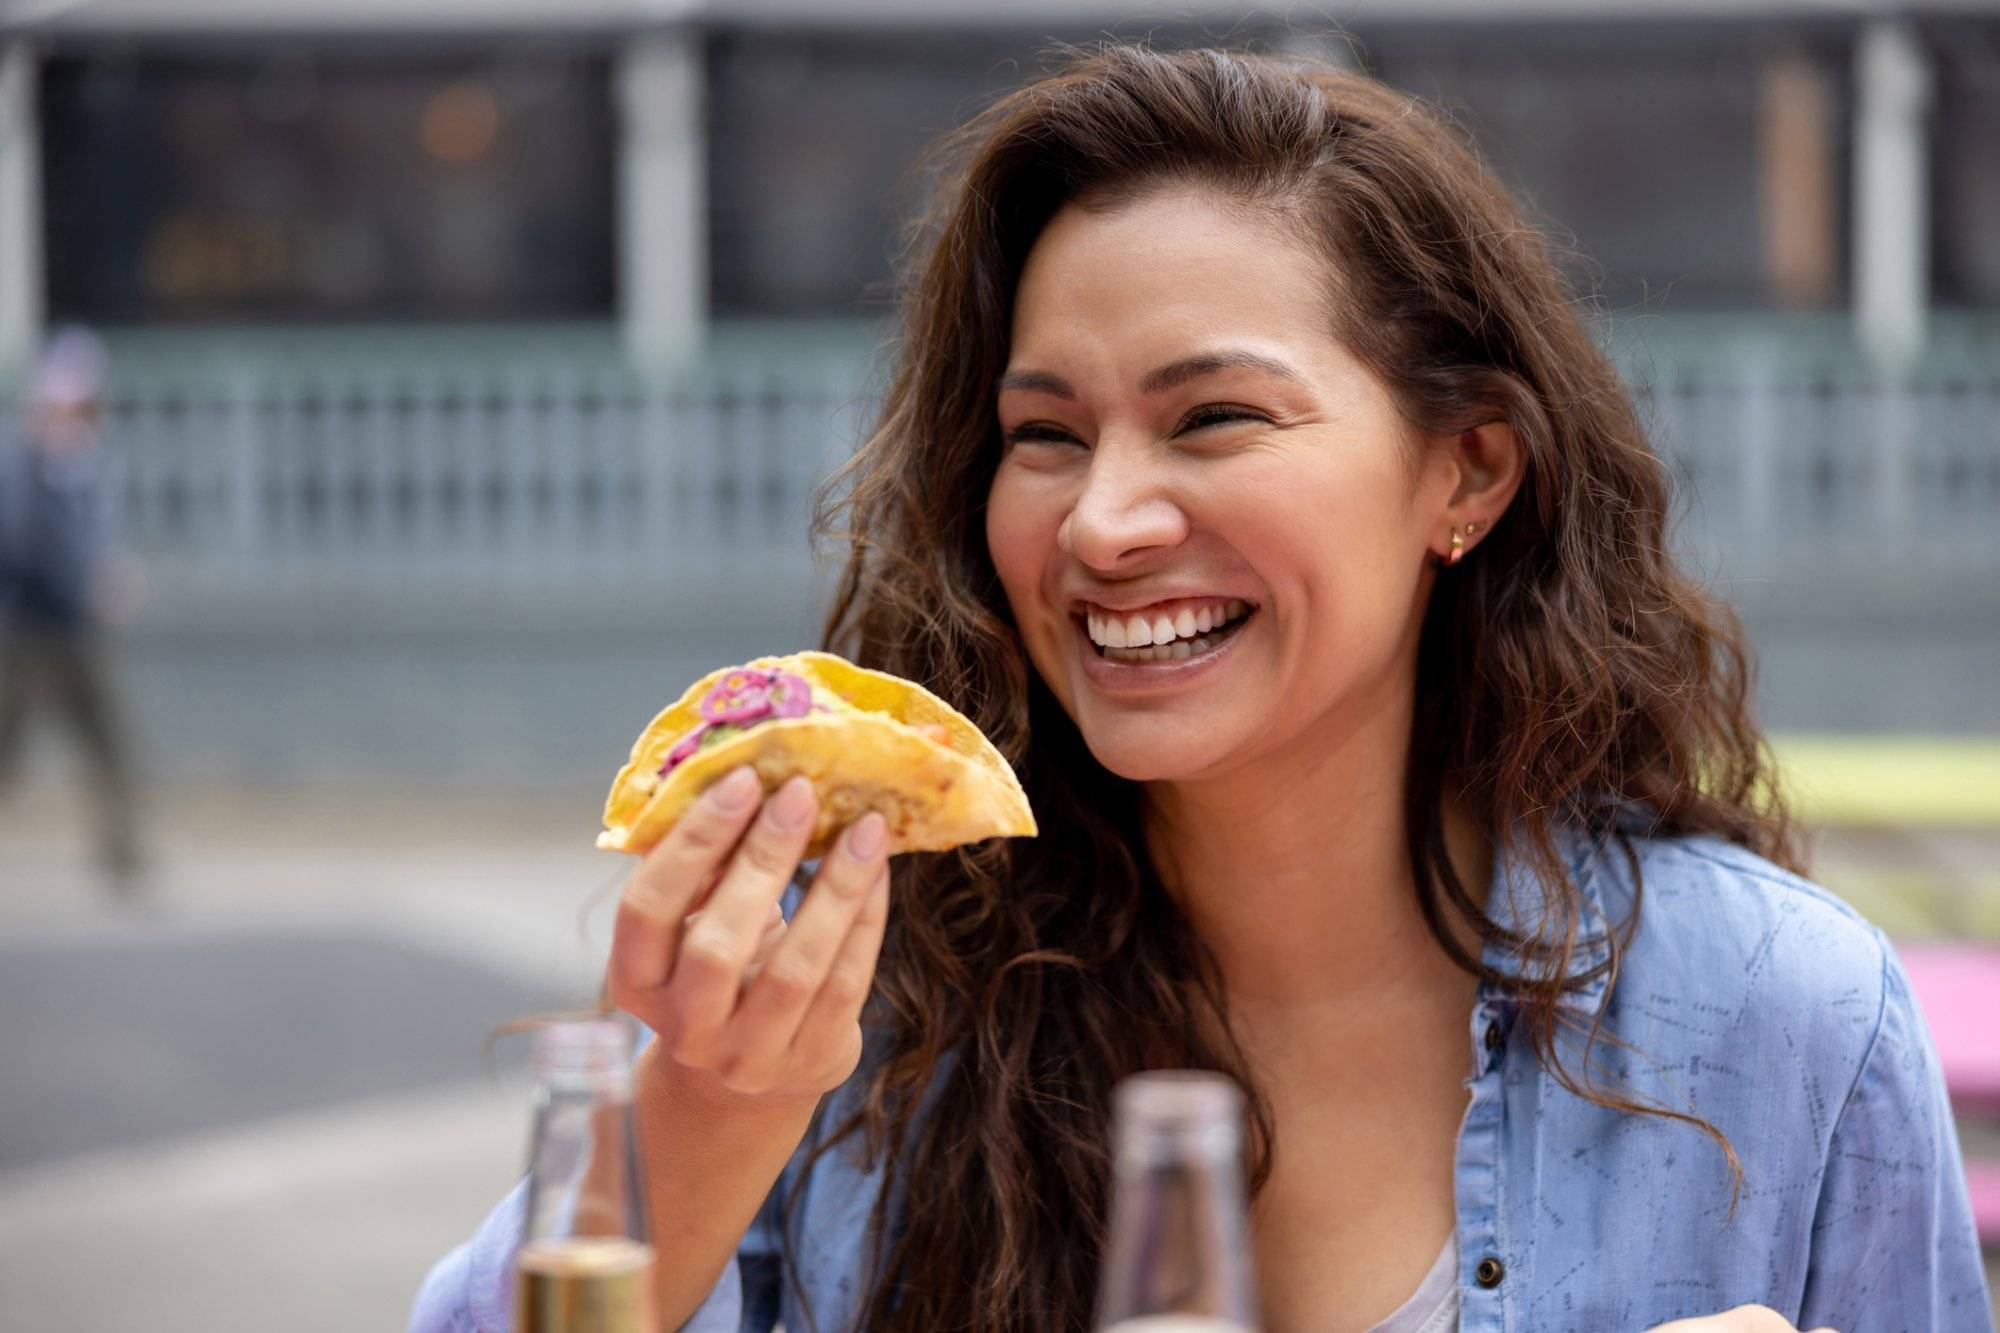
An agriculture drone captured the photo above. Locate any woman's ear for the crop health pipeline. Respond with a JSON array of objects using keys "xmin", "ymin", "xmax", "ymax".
[{"xmin": 1433, "ymin": 418, "xmax": 1526, "ymax": 543}]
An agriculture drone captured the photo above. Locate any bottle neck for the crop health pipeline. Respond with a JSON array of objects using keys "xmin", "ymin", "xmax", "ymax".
[
  {"xmin": 1097, "ymin": 1072, "xmax": 1259, "ymax": 1331},
  {"xmin": 533, "ymin": 1067, "xmax": 634, "ymax": 1103},
  {"xmin": 519, "ymin": 1019, "xmax": 650, "ymax": 1251},
  {"xmin": 1115, "ymin": 1119, "xmax": 1240, "ymax": 1173}
]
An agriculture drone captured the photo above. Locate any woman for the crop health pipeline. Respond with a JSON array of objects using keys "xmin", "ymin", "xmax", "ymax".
[{"xmin": 412, "ymin": 45, "xmax": 1989, "ymax": 1333}]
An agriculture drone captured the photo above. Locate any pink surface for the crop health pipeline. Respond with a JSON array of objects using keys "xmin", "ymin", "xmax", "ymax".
[
  {"xmin": 1895, "ymin": 942, "xmax": 2000, "ymax": 1107},
  {"xmin": 1967, "ymin": 1162, "xmax": 2000, "ymax": 1245},
  {"xmin": 1898, "ymin": 944, "xmax": 2000, "ymax": 1242}
]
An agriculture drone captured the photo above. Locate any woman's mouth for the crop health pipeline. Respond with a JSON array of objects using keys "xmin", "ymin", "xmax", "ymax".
[{"xmin": 1080, "ymin": 597, "xmax": 1257, "ymax": 664}]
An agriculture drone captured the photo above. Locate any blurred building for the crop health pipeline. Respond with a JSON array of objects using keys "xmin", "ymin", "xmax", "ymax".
[
  {"xmin": 0, "ymin": 0, "xmax": 1995, "ymax": 632},
  {"xmin": 7, "ymin": 2, "xmax": 1997, "ymax": 348}
]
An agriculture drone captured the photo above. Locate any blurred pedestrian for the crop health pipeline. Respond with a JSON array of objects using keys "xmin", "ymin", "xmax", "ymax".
[{"xmin": 0, "ymin": 326, "xmax": 147, "ymax": 894}]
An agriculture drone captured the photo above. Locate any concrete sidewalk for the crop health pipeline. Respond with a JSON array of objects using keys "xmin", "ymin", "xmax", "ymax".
[
  {"xmin": 1, "ymin": 779, "xmax": 619, "ymax": 1332},
  {"xmin": 0, "ymin": 1078, "xmax": 525, "ymax": 1333}
]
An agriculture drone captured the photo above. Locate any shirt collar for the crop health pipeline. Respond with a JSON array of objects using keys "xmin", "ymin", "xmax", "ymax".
[{"xmin": 1476, "ymin": 802, "xmax": 1629, "ymax": 1018}]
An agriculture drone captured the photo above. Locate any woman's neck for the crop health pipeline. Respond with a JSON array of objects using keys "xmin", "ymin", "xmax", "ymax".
[{"xmin": 1142, "ymin": 698, "xmax": 1491, "ymax": 1029}]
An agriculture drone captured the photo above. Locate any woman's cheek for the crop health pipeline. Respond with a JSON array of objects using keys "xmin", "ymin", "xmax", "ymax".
[{"xmin": 984, "ymin": 463, "xmax": 1060, "ymax": 623}]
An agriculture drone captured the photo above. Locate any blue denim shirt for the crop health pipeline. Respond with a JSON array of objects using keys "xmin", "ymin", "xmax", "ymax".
[{"xmin": 410, "ymin": 809, "xmax": 1993, "ymax": 1332}]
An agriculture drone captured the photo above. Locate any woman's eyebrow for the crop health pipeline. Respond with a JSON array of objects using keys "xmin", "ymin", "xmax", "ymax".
[
  {"xmin": 1139, "ymin": 351, "xmax": 1304, "ymax": 395},
  {"xmin": 996, "ymin": 349, "xmax": 1305, "ymax": 400}
]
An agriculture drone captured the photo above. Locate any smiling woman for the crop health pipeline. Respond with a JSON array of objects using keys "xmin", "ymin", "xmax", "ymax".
[
  {"xmin": 986, "ymin": 187, "xmax": 1497, "ymax": 784},
  {"xmin": 411, "ymin": 42, "xmax": 1990, "ymax": 1333}
]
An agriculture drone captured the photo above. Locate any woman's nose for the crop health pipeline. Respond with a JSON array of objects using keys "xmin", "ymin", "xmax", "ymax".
[{"xmin": 1056, "ymin": 448, "xmax": 1189, "ymax": 571}]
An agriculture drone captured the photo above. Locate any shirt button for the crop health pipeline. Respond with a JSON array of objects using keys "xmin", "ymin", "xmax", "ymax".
[
  {"xmin": 1482, "ymin": 1021, "xmax": 1501, "ymax": 1051},
  {"xmin": 1475, "ymin": 1256, "xmax": 1505, "ymax": 1288}
]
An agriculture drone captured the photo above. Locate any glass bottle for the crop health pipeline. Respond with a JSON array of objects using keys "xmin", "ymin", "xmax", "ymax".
[
  {"xmin": 1095, "ymin": 1070, "xmax": 1261, "ymax": 1333},
  {"xmin": 514, "ymin": 1017, "xmax": 656, "ymax": 1333}
]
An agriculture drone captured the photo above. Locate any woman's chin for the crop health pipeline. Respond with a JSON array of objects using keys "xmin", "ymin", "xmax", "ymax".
[{"xmin": 1078, "ymin": 725, "xmax": 1238, "ymax": 784}]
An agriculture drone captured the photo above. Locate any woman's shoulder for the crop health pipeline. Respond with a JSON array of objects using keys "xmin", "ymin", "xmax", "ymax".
[
  {"xmin": 1607, "ymin": 819, "xmax": 1888, "ymax": 1001},
  {"xmin": 1574, "ymin": 817, "xmax": 1988, "ymax": 1323},
  {"xmin": 1587, "ymin": 817, "xmax": 1900, "ymax": 1131}
]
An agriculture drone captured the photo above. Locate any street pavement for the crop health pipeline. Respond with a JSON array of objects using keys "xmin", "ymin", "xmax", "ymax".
[{"xmin": 0, "ymin": 778, "xmax": 616, "ymax": 1332}]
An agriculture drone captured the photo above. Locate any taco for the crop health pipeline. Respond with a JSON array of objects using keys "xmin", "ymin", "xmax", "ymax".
[{"xmin": 598, "ymin": 650, "xmax": 1037, "ymax": 859}]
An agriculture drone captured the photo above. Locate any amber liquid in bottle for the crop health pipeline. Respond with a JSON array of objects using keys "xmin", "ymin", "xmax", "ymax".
[{"xmin": 515, "ymin": 1236, "xmax": 656, "ymax": 1333}]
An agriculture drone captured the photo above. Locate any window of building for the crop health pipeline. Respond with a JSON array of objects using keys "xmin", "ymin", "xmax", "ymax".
[
  {"xmin": 1930, "ymin": 17, "xmax": 2000, "ymax": 308},
  {"xmin": 41, "ymin": 43, "xmax": 616, "ymax": 323},
  {"xmin": 1365, "ymin": 21, "xmax": 1852, "ymax": 313},
  {"xmin": 704, "ymin": 24, "xmax": 1236, "ymax": 319}
]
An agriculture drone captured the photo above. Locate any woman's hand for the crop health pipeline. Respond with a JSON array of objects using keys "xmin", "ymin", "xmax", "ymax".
[
  {"xmin": 1648, "ymin": 1307, "xmax": 1836, "ymax": 1332},
  {"xmin": 607, "ymin": 765, "xmax": 892, "ymax": 1111}
]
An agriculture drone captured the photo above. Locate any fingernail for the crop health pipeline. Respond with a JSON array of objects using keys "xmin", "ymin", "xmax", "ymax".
[
  {"xmin": 847, "ymin": 812, "xmax": 885, "ymax": 860},
  {"xmin": 710, "ymin": 767, "xmax": 761, "ymax": 811},
  {"xmin": 769, "ymin": 776, "xmax": 815, "ymax": 829}
]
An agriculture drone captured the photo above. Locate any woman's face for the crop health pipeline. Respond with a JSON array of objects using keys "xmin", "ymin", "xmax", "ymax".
[{"xmin": 986, "ymin": 187, "xmax": 1484, "ymax": 784}]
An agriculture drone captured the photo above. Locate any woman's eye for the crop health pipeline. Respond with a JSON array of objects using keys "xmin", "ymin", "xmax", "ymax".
[
  {"xmin": 1000, "ymin": 406, "xmax": 1267, "ymax": 448},
  {"xmin": 1002, "ymin": 423, "xmax": 1082, "ymax": 446},
  {"xmin": 1177, "ymin": 405, "xmax": 1266, "ymax": 432}
]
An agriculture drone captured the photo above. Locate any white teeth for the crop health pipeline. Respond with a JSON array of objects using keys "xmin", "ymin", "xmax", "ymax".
[
  {"xmin": 1083, "ymin": 600, "xmax": 1255, "ymax": 655},
  {"xmin": 1101, "ymin": 632, "xmax": 1221, "ymax": 664}
]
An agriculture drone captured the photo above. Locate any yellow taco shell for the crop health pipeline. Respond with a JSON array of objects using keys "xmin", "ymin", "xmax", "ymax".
[{"xmin": 597, "ymin": 650, "xmax": 1036, "ymax": 859}]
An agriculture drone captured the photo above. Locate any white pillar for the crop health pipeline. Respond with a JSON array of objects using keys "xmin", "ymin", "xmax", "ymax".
[
  {"xmin": 617, "ymin": 31, "xmax": 707, "ymax": 375},
  {"xmin": 0, "ymin": 42, "xmax": 42, "ymax": 378},
  {"xmin": 1852, "ymin": 20, "xmax": 1933, "ymax": 371}
]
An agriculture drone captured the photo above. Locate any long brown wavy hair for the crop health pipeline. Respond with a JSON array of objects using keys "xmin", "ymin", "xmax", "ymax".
[{"xmin": 798, "ymin": 41, "xmax": 1802, "ymax": 1332}]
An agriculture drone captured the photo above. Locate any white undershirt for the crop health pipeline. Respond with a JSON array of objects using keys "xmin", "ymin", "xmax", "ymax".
[{"xmin": 1358, "ymin": 1233, "xmax": 1460, "ymax": 1333}]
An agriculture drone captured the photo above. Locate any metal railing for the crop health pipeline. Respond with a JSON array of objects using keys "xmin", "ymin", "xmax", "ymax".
[
  {"xmin": 48, "ymin": 356, "xmax": 2000, "ymax": 612},
  {"xmin": 92, "ymin": 366, "xmax": 866, "ymax": 604},
  {"xmin": 1639, "ymin": 362, "xmax": 2000, "ymax": 582}
]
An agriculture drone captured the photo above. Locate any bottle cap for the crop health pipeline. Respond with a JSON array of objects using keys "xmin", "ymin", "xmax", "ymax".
[
  {"xmin": 530, "ymin": 1016, "xmax": 634, "ymax": 1082},
  {"xmin": 1112, "ymin": 1070, "xmax": 1244, "ymax": 1165}
]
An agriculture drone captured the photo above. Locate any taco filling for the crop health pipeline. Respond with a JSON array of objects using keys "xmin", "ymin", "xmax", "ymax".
[
  {"xmin": 659, "ymin": 667, "xmax": 830, "ymax": 776},
  {"xmin": 658, "ymin": 664, "xmax": 955, "ymax": 778}
]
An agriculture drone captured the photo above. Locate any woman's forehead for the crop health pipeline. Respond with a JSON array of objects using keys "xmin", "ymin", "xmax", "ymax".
[
  {"xmin": 1008, "ymin": 192, "xmax": 1345, "ymax": 384},
  {"xmin": 1018, "ymin": 191, "xmax": 1320, "ymax": 309}
]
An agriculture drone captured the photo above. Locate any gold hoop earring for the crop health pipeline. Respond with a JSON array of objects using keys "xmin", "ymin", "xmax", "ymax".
[{"xmin": 1444, "ymin": 528, "xmax": 1464, "ymax": 567}]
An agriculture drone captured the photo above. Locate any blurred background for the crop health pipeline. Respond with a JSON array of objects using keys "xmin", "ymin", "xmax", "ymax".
[{"xmin": 0, "ymin": 0, "xmax": 1995, "ymax": 1327}]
